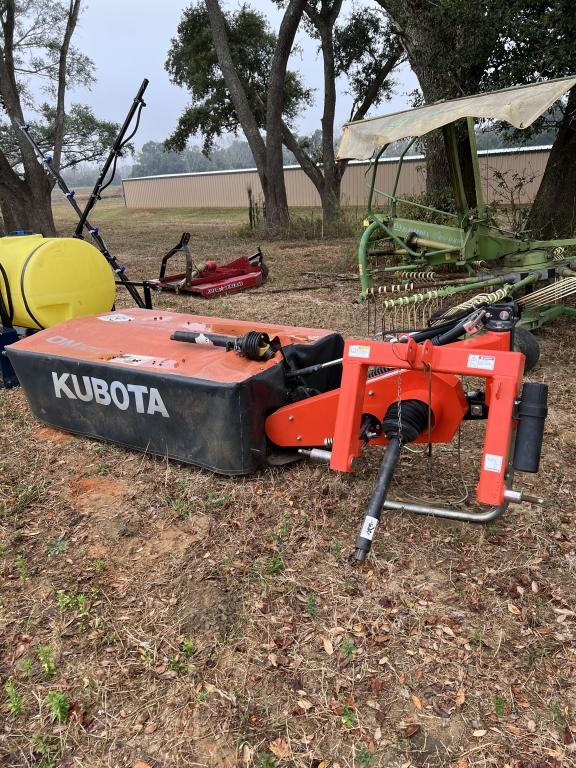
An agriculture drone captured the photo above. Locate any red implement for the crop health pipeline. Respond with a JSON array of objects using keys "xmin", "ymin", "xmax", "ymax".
[{"xmin": 150, "ymin": 233, "xmax": 268, "ymax": 297}]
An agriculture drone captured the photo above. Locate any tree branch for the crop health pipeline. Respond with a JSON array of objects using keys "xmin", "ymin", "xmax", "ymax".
[
  {"xmin": 349, "ymin": 50, "xmax": 402, "ymax": 122},
  {"xmin": 204, "ymin": 0, "xmax": 267, "ymax": 179},
  {"xmin": 265, "ymin": 0, "xmax": 308, "ymax": 201},
  {"xmin": 281, "ymin": 119, "xmax": 324, "ymax": 189},
  {"xmin": 52, "ymin": 0, "xmax": 81, "ymax": 171}
]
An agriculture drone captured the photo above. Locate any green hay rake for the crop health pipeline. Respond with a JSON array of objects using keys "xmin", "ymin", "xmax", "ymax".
[{"xmin": 338, "ymin": 77, "xmax": 576, "ymax": 347}]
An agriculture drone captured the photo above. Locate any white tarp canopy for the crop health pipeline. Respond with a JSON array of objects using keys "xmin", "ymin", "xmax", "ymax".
[{"xmin": 337, "ymin": 76, "xmax": 576, "ymax": 161}]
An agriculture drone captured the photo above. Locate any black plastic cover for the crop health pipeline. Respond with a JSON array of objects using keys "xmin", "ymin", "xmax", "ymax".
[{"xmin": 8, "ymin": 334, "xmax": 343, "ymax": 475}]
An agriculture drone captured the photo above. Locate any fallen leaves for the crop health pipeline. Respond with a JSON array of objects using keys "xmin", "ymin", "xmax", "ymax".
[
  {"xmin": 269, "ymin": 737, "xmax": 291, "ymax": 759},
  {"xmin": 321, "ymin": 635, "xmax": 334, "ymax": 655},
  {"xmin": 411, "ymin": 693, "xmax": 423, "ymax": 711},
  {"xmin": 455, "ymin": 687, "xmax": 465, "ymax": 707}
]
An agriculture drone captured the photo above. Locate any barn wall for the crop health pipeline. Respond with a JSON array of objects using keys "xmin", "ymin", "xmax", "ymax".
[{"xmin": 122, "ymin": 148, "xmax": 551, "ymax": 209}]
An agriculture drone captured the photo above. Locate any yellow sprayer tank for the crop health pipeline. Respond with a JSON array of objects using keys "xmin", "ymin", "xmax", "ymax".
[{"xmin": 0, "ymin": 234, "xmax": 115, "ymax": 329}]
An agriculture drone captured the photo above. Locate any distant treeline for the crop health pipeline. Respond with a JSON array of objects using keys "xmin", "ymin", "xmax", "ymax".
[{"xmin": 130, "ymin": 139, "xmax": 299, "ymax": 177}]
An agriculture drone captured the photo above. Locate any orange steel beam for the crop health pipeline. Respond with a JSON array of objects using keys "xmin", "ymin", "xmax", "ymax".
[{"xmin": 265, "ymin": 330, "xmax": 523, "ymax": 508}]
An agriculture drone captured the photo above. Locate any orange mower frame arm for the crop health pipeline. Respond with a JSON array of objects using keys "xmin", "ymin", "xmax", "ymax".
[{"xmin": 266, "ymin": 330, "xmax": 524, "ymax": 509}]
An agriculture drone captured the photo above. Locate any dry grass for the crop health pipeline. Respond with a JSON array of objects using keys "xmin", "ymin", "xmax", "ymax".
[{"xmin": 1, "ymin": 198, "xmax": 576, "ymax": 768}]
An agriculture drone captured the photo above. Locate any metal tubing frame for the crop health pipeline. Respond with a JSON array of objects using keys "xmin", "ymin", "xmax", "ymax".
[
  {"xmin": 382, "ymin": 498, "xmax": 508, "ymax": 522},
  {"xmin": 466, "ymin": 116, "xmax": 486, "ymax": 219}
]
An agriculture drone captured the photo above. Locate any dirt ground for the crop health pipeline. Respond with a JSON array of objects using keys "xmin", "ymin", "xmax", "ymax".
[{"xmin": 1, "ymin": 196, "xmax": 575, "ymax": 768}]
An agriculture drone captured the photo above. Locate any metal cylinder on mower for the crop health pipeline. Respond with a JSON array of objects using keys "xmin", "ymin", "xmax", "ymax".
[{"xmin": 0, "ymin": 234, "xmax": 115, "ymax": 330}]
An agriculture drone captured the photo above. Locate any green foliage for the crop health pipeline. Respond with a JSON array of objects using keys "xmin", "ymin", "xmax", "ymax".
[
  {"xmin": 494, "ymin": 695, "xmax": 506, "ymax": 716},
  {"xmin": 394, "ymin": 190, "xmax": 456, "ymax": 223},
  {"xmin": 167, "ymin": 656, "xmax": 189, "ymax": 674},
  {"xmin": 0, "ymin": 1, "xmax": 94, "ymax": 89},
  {"xmin": 31, "ymin": 733, "xmax": 60, "ymax": 768},
  {"xmin": 340, "ymin": 638, "xmax": 356, "ymax": 659},
  {"xmin": 470, "ymin": 628, "xmax": 484, "ymax": 647},
  {"xmin": 4, "ymin": 483, "xmax": 42, "ymax": 516},
  {"xmin": 265, "ymin": 553, "xmax": 285, "ymax": 575},
  {"xmin": 356, "ymin": 745, "xmax": 375, "ymax": 767},
  {"xmin": 551, "ymin": 701, "xmax": 565, "ymax": 726},
  {"xmin": 341, "ymin": 703, "xmax": 357, "ymax": 728},
  {"xmin": 484, "ymin": 0, "xmax": 576, "ymax": 137},
  {"xmin": 180, "ymin": 639, "xmax": 196, "ymax": 658},
  {"xmin": 380, "ymin": 0, "xmax": 507, "ymax": 100},
  {"xmin": 306, "ymin": 593, "xmax": 318, "ymax": 617},
  {"xmin": 45, "ymin": 691, "xmax": 69, "ymax": 723},
  {"xmin": 19, "ymin": 658, "xmax": 34, "ymax": 676},
  {"xmin": 45, "ymin": 538, "xmax": 69, "ymax": 556},
  {"xmin": 334, "ymin": 6, "xmax": 400, "ymax": 119},
  {"xmin": 272, "ymin": 519, "xmax": 292, "ymax": 545},
  {"xmin": 165, "ymin": 3, "xmax": 310, "ymax": 154},
  {"xmin": 0, "ymin": 4, "xmax": 118, "ymax": 171},
  {"xmin": 15, "ymin": 553, "xmax": 28, "ymax": 581},
  {"xmin": 132, "ymin": 138, "xmax": 296, "ymax": 178},
  {"xmin": 37, "ymin": 646, "xmax": 56, "ymax": 678},
  {"xmin": 4, "ymin": 679, "xmax": 24, "ymax": 716},
  {"xmin": 56, "ymin": 589, "xmax": 87, "ymax": 613},
  {"xmin": 331, "ymin": 538, "xmax": 343, "ymax": 562},
  {"xmin": 256, "ymin": 754, "xmax": 278, "ymax": 768},
  {"xmin": 1, "ymin": 104, "xmax": 120, "ymax": 171}
]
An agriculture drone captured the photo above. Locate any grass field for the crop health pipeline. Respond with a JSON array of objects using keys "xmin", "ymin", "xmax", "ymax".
[{"xmin": 1, "ymin": 198, "xmax": 576, "ymax": 768}]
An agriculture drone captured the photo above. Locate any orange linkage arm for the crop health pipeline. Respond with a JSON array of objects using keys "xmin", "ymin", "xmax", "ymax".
[{"xmin": 329, "ymin": 331, "xmax": 524, "ymax": 506}]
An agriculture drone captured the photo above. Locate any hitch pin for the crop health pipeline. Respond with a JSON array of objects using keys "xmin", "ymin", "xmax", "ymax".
[
  {"xmin": 504, "ymin": 489, "xmax": 544, "ymax": 506},
  {"xmin": 298, "ymin": 448, "xmax": 332, "ymax": 463}
]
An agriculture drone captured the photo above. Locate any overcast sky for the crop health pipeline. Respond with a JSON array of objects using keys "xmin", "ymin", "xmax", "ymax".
[{"xmin": 69, "ymin": 0, "xmax": 418, "ymax": 151}]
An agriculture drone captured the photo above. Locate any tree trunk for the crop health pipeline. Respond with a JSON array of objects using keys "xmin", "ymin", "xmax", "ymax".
[
  {"xmin": 52, "ymin": 0, "xmax": 81, "ymax": 171},
  {"xmin": 204, "ymin": 0, "xmax": 269, "ymax": 198},
  {"xmin": 316, "ymin": 3, "xmax": 343, "ymax": 233},
  {"xmin": 320, "ymin": 176, "xmax": 342, "ymax": 232},
  {"xmin": 423, "ymin": 131, "xmax": 451, "ymax": 197},
  {"xmin": 526, "ymin": 86, "xmax": 576, "ymax": 239},
  {"xmin": 378, "ymin": 1, "xmax": 499, "ymax": 204},
  {"xmin": 0, "ymin": 188, "xmax": 55, "ymax": 235},
  {"xmin": 0, "ymin": 150, "xmax": 56, "ymax": 235},
  {"xmin": 206, "ymin": 0, "xmax": 307, "ymax": 236},
  {"xmin": 0, "ymin": 0, "xmax": 69, "ymax": 236},
  {"xmin": 264, "ymin": 0, "xmax": 307, "ymax": 234}
]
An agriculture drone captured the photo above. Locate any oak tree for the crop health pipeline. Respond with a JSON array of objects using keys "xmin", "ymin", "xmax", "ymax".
[{"xmin": 0, "ymin": 0, "xmax": 118, "ymax": 235}]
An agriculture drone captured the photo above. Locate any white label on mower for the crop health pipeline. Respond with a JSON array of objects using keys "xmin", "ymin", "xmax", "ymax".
[
  {"xmin": 360, "ymin": 515, "xmax": 379, "ymax": 540},
  {"xmin": 484, "ymin": 453, "xmax": 503, "ymax": 473},
  {"xmin": 194, "ymin": 333, "xmax": 213, "ymax": 345},
  {"xmin": 109, "ymin": 354, "xmax": 178, "ymax": 369},
  {"xmin": 97, "ymin": 313, "xmax": 134, "ymax": 323},
  {"xmin": 467, "ymin": 354, "xmax": 495, "ymax": 371},
  {"xmin": 52, "ymin": 372, "xmax": 169, "ymax": 417},
  {"xmin": 349, "ymin": 344, "xmax": 371, "ymax": 359}
]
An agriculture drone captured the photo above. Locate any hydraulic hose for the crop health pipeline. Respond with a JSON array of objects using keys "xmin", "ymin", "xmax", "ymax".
[
  {"xmin": 354, "ymin": 437, "xmax": 402, "ymax": 562},
  {"xmin": 354, "ymin": 399, "xmax": 431, "ymax": 563}
]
